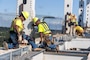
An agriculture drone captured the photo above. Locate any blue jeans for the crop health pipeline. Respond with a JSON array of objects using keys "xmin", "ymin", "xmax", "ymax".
[
  {"xmin": 39, "ymin": 35, "xmax": 57, "ymax": 49},
  {"xmin": 39, "ymin": 35, "xmax": 53, "ymax": 48},
  {"xmin": 22, "ymin": 33, "xmax": 38, "ymax": 49},
  {"xmin": 46, "ymin": 36, "xmax": 57, "ymax": 49},
  {"xmin": 83, "ymin": 32, "xmax": 90, "ymax": 38},
  {"xmin": 8, "ymin": 43, "xmax": 14, "ymax": 49},
  {"xmin": 29, "ymin": 41, "xmax": 38, "ymax": 49},
  {"xmin": 48, "ymin": 44, "xmax": 56, "ymax": 49},
  {"xmin": 9, "ymin": 31, "xmax": 19, "ymax": 48}
]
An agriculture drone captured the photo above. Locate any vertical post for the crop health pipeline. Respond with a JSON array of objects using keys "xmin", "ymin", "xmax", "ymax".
[
  {"xmin": 86, "ymin": 0, "xmax": 90, "ymax": 28},
  {"xmin": 16, "ymin": 0, "xmax": 35, "ymax": 36},
  {"xmin": 78, "ymin": 0, "xmax": 84, "ymax": 27},
  {"xmin": 23, "ymin": 0, "xmax": 35, "ymax": 36},
  {"xmin": 10, "ymin": 52, "xmax": 12, "ymax": 60},
  {"xmin": 64, "ymin": 0, "xmax": 73, "ymax": 34},
  {"xmin": 16, "ymin": 0, "xmax": 23, "ymax": 15}
]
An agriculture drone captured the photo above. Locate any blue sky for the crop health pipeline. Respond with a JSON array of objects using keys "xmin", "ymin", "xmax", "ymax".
[
  {"xmin": 36, "ymin": 0, "xmax": 80, "ymax": 18},
  {"xmin": 36, "ymin": 0, "xmax": 64, "ymax": 17},
  {"xmin": 0, "ymin": 0, "xmax": 16, "ymax": 13},
  {"xmin": 0, "ymin": 0, "xmax": 86, "ymax": 27},
  {"xmin": 0, "ymin": 0, "xmax": 84, "ymax": 17}
]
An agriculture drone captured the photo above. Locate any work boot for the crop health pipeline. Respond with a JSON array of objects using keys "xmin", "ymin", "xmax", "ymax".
[{"xmin": 3, "ymin": 41, "xmax": 8, "ymax": 50}]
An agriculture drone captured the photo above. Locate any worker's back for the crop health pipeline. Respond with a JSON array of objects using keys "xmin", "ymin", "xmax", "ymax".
[
  {"xmin": 10, "ymin": 17, "xmax": 24, "ymax": 32},
  {"xmin": 75, "ymin": 26, "xmax": 84, "ymax": 33},
  {"xmin": 38, "ymin": 22, "xmax": 51, "ymax": 35}
]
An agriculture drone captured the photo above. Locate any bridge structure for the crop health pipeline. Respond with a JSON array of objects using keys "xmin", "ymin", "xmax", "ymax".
[{"xmin": 0, "ymin": 0, "xmax": 90, "ymax": 60}]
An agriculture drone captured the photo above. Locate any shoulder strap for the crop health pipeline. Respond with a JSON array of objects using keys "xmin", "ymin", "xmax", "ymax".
[{"xmin": 41, "ymin": 22, "xmax": 50, "ymax": 32}]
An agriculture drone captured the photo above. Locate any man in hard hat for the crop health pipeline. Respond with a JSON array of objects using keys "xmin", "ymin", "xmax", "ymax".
[
  {"xmin": 33, "ymin": 17, "xmax": 52, "ymax": 43},
  {"xmin": 3, "ymin": 11, "xmax": 29, "ymax": 50},
  {"xmin": 74, "ymin": 24, "xmax": 84, "ymax": 36},
  {"xmin": 71, "ymin": 14, "xmax": 78, "ymax": 36},
  {"xmin": 68, "ymin": 14, "xmax": 77, "ymax": 36},
  {"xmin": 32, "ymin": 17, "xmax": 59, "ymax": 52},
  {"xmin": 74, "ymin": 24, "xmax": 90, "ymax": 38}
]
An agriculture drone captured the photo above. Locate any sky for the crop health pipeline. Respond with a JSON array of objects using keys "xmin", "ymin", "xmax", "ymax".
[
  {"xmin": 0, "ymin": 0, "xmax": 16, "ymax": 13},
  {"xmin": 0, "ymin": 0, "xmax": 86, "ymax": 27},
  {"xmin": 36, "ymin": 0, "xmax": 82, "ymax": 18},
  {"xmin": 0, "ymin": 0, "xmax": 83, "ymax": 17},
  {"xmin": 35, "ymin": 0, "xmax": 64, "ymax": 17}
]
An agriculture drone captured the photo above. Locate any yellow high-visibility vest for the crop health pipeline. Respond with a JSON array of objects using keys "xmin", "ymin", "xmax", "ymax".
[
  {"xmin": 38, "ymin": 22, "xmax": 51, "ymax": 35},
  {"xmin": 10, "ymin": 18, "xmax": 24, "ymax": 32}
]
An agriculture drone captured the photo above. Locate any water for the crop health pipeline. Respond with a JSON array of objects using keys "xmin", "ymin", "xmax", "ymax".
[
  {"xmin": 0, "ymin": 14, "xmax": 64, "ymax": 30},
  {"xmin": 48, "ymin": 23, "xmax": 62, "ymax": 30},
  {"xmin": 41, "ymin": 17, "xmax": 64, "ymax": 30}
]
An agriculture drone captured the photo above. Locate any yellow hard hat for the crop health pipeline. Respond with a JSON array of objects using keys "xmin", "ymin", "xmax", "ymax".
[
  {"xmin": 33, "ymin": 17, "xmax": 39, "ymax": 23},
  {"xmin": 22, "ymin": 11, "xmax": 29, "ymax": 20}
]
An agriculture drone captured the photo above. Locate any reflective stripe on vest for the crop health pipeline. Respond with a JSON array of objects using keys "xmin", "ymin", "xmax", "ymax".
[{"xmin": 41, "ymin": 22, "xmax": 50, "ymax": 33}]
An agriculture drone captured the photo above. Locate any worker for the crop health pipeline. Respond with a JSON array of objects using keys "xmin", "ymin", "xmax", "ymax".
[
  {"xmin": 74, "ymin": 24, "xmax": 84, "ymax": 36},
  {"xmin": 71, "ymin": 14, "xmax": 78, "ymax": 36},
  {"xmin": 68, "ymin": 14, "xmax": 77, "ymax": 36},
  {"xmin": 74, "ymin": 24, "xmax": 90, "ymax": 38},
  {"xmin": 3, "ymin": 11, "xmax": 29, "ymax": 50},
  {"xmin": 32, "ymin": 17, "xmax": 59, "ymax": 52}
]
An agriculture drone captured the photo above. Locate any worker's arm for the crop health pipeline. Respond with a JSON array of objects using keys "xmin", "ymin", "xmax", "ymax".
[
  {"xmin": 39, "ymin": 32, "xmax": 43, "ymax": 43},
  {"xmin": 14, "ymin": 25, "xmax": 20, "ymax": 35},
  {"xmin": 14, "ymin": 25, "xmax": 23, "ymax": 42}
]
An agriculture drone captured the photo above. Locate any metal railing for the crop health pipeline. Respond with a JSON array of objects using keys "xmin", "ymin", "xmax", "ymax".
[{"xmin": 0, "ymin": 45, "xmax": 30, "ymax": 60}]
